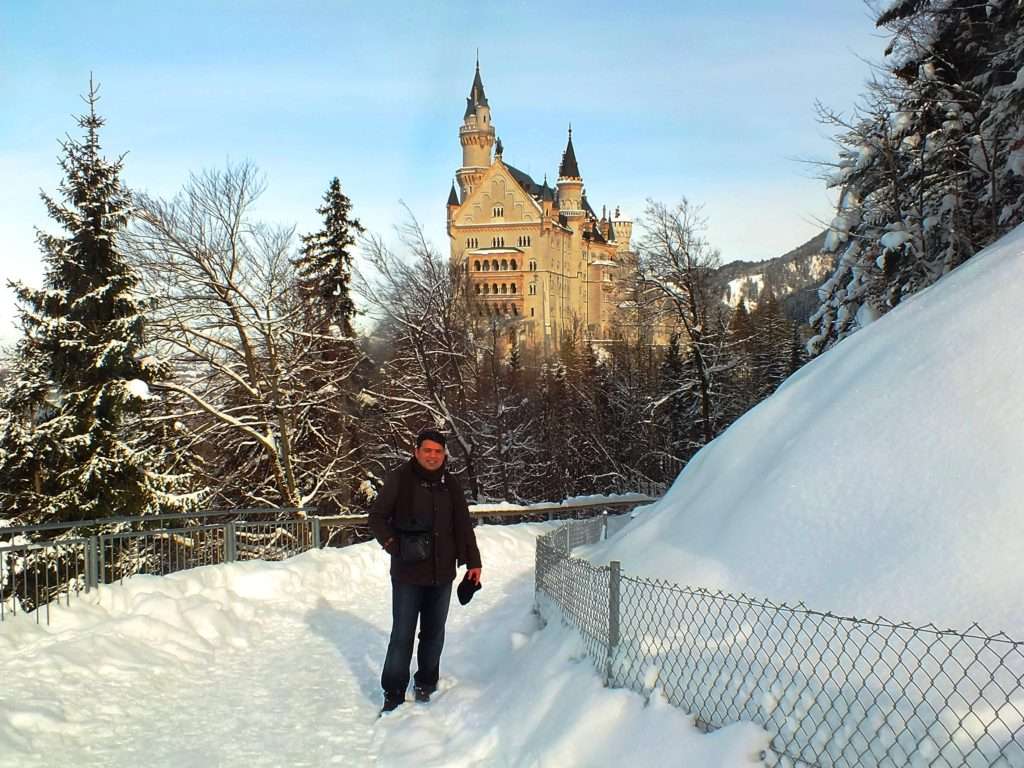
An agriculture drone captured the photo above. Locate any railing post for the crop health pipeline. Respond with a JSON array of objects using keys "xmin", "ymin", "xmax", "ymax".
[
  {"xmin": 602, "ymin": 511, "xmax": 609, "ymax": 541},
  {"xmin": 98, "ymin": 535, "xmax": 106, "ymax": 585},
  {"xmin": 606, "ymin": 560, "xmax": 621, "ymax": 686},
  {"xmin": 85, "ymin": 536, "xmax": 99, "ymax": 592},
  {"xmin": 311, "ymin": 518, "xmax": 321, "ymax": 550},
  {"xmin": 224, "ymin": 522, "xmax": 237, "ymax": 563}
]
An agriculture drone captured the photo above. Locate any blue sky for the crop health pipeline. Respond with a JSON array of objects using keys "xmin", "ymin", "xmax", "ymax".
[{"xmin": 0, "ymin": 1, "xmax": 885, "ymax": 344}]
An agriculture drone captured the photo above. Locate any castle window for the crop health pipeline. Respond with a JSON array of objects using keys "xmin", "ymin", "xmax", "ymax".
[
  {"xmin": 475, "ymin": 284, "xmax": 481, "ymax": 295},
  {"xmin": 530, "ymin": 308, "xmax": 535, "ymax": 317},
  {"xmin": 474, "ymin": 260, "xmax": 481, "ymax": 271},
  {"xmin": 492, "ymin": 283, "xmax": 499, "ymax": 294},
  {"xmin": 482, "ymin": 261, "xmax": 490, "ymax": 272},
  {"xmin": 483, "ymin": 284, "xmax": 489, "ymax": 294},
  {"xmin": 518, "ymin": 235, "xmax": 531, "ymax": 247},
  {"xmin": 500, "ymin": 259, "xmax": 508, "ymax": 271},
  {"xmin": 493, "ymin": 206, "xmax": 503, "ymax": 218},
  {"xmin": 510, "ymin": 259, "xmax": 517, "ymax": 270},
  {"xmin": 501, "ymin": 284, "xmax": 507, "ymax": 294},
  {"xmin": 491, "ymin": 259, "xmax": 499, "ymax": 271},
  {"xmin": 529, "ymin": 260, "xmax": 537, "ymax": 271},
  {"xmin": 528, "ymin": 283, "xmax": 537, "ymax": 295},
  {"xmin": 510, "ymin": 283, "xmax": 517, "ymax": 294},
  {"xmin": 512, "ymin": 305, "xmax": 518, "ymax": 316}
]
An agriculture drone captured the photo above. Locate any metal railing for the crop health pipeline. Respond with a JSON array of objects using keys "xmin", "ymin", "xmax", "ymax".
[
  {"xmin": 2, "ymin": 495, "xmax": 654, "ymax": 627},
  {"xmin": 535, "ymin": 518, "xmax": 1024, "ymax": 768},
  {"xmin": 1, "ymin": 508, "xmax": 317, "ymax": 625}
]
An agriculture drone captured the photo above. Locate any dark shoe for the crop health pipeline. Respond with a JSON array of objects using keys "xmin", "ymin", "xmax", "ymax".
[
  {"xmin": 380, "ymin": 691, "xmax": 405, "ymax": 714},
  {"xmin": 414, "ymin": 685, "xmax": 435, "ymax": 703}
]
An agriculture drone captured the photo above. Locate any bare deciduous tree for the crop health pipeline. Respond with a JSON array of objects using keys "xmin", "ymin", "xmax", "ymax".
[{"xmin": 125, "ymin": 163, "xmax": 364, "ymax": 510}]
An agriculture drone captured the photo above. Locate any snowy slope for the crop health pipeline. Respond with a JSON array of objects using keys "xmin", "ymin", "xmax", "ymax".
[
  {"xmin": 591, "ymin": 224, "xmax": 1024, "ymax": 636},
  {"xmin": 0, "ymin": 524, "xmax": 767, "ymax": 767}
]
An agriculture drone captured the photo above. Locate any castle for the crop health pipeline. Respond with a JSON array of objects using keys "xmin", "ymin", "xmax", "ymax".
[{"xmin": 446, "ymin": 61, "xmax": 634, "ymax": 356}]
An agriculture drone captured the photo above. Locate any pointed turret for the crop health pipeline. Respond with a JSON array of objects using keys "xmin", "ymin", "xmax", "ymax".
[
  {"xmin": 447, "ymin": 182, "xmax": 459, "ymax": 207},
  {"xmin": 457, "ymin": 57, "xmax": 496, "ymax": 199},
  {"xmin": 558, "ymin": 125, "xmax": 581, "ymax": 179},
  {"xmin": 556, "ymin": 125, "xmax": 584, "ymax": 217}
]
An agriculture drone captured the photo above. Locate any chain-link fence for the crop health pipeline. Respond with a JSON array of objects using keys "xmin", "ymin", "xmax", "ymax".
[{"xmin": 536, "ymin": 519, "xmax": 1024, "ymax": 767}]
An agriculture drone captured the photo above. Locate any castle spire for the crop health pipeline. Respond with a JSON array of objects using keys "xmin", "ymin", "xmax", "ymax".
[
  {"xmin": 464, "ymin": 57, "xmax": 488, "ymax": 118},
  {"xmin": 558, "ymin": 125, "xmax": 581, "ymax": 179}
]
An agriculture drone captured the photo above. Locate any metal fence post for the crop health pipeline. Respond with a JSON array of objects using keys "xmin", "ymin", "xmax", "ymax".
[
  {"xmin": 224, "ymin": 522, "xmax": 237, "ymax": 563},
  {"xmin": 311, "ymin": 518, "xmax": 321, "ymax": 550},
  {"xmin": 85, "ymin": 536, "xmax": 99, "ymax": 592},
  {"xmin": 98, "ymin": 535, "xmax": 107, "ymax": 585},
  {"xmin": 606, "ymin": 560, "xmax": 621, "ymax": 686}
]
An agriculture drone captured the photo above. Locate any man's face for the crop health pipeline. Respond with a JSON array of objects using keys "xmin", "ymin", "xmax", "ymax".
[{"xmin": 414, "ymin": 439, "xmax": 446, "ymax": 471}]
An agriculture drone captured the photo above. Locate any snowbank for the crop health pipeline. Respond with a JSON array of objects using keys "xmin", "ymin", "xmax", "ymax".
[
  {"xmin": 591, "ymin": 224, "xmax": 1024, "ymax": 636},
  {"xmin": 0, "ymin": 524, "xmax": 767, "ymax": 767}
]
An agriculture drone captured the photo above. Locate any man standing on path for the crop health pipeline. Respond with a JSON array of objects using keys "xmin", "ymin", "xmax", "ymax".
[{"xmin": 369, "ymin": 428, "xmax": 482, "ymax": 714}]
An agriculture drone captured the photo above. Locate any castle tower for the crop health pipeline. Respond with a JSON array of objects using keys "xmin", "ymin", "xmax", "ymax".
[
  {"xmin": 611, "ymin": 205, "xmax": 634, "ymax": 254},
  {"xmin": 456, "ymin": 59, "xmax": 495, "ymax": 200},
  {"xmin": 556, "ymin": 126, "xmax": 584, "ymax": 220}
]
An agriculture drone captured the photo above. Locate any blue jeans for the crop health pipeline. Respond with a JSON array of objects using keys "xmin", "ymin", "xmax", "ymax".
[{"xmin": 381, "ymin": 579, "xmax": 453, "ymax": 695}]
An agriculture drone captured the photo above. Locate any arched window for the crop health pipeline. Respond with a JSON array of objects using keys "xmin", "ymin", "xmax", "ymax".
[
  {"xmin": 475, "ymin": 284, "xmax": 481, "ymax": 294},
  {"xmin": 512, "ymin": 305, "xmax": 518, "ymax": 316},
  {"xmin": 529, "ymin": 260, "xmax": 537, "ymax": 271},
  {"xmin": 474, "ymin": 260, "xmax": 481, "ymax": 271},
  {"xmin": 529, "ymin": 283, "xmax": 537, "ymax": 295},
  {"xmin": 482, "ymin": 261, "xmax": 490, "ymax": 272},
  {"xmin": 510, "ymin": 283, "xmax": 517, "ymax": 294},
  {"xmin": 501, "ymin": 259, "xmax": 508, "ymax": 271},
  {"xmin": 501, "ymin": 284, "xmax": 508, "ymax": 294},
  {"xmin": 483, "ymin": 284, "xmax": 489, "ymax": 294},
  {"xmin": 492, "ymin": 283, "xmax": 499, "ymax": 294},
  {"xmin": 510, "ymin": 259, "xmax": 517, "ymax": 270},
  {"xmin": 491, "ymin": 259, "xmax": 499, "ymax": 271}
]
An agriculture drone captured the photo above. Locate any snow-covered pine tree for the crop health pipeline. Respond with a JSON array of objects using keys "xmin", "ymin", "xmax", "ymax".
[
  {"xmin": 810, "ymin": 0, "xmax": 1024, "ymax": 354},
  {"xmin": 0, "ymin": 80, "xmax": 187, "ymax": 526},
  {"xmin": 750, "ymin": 290, "xmax": 792, "ymax": 398},
  {"xmin": 294, "ymin": 177, "xmax": 364, "ymax": 339},
  {"xmin": 722, "ymin": 299, "xmax": 758, "ymax": 421},
  {"xmin": 655, "ymin": 332, "xmax": 688, "ymax": 464},
  {"xmin": 290, "ymin": 177, "xmax": 368, "ymax": 513}
]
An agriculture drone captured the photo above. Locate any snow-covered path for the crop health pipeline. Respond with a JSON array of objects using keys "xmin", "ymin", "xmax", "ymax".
[{"xmin": 0, "ymin": 523, "xmax": 765, "ymax": 767}]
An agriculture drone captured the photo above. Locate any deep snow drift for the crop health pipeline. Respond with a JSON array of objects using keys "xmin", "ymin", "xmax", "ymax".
[
  {"xmin": 0, "ymin": 523, "xmax": 767, "ymax": 767},
  {"xmin": 591, "ymin": 224, "xmax": 1024, "ymax": 636}
]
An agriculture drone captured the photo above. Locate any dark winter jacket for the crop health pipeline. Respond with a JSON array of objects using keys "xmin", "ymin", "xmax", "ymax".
[{"xmin": 369, "ymin": 458, "xmax": 482, "ymax": 586}]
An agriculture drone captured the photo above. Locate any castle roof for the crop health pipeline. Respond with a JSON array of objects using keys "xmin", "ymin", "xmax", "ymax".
[
  {"xmin": 464, "ymin": 62, "xmax": 489, "ymax": 119},
  {"xmin": 558, "ymin": 128, "xmax": 581, "ymax": 179},
  {"xmin": 447, "ymin": 182, "xmax": 459, "ymax": 206},
  {"xmin": 506, "ymin": 163, "xmax": 544, "ymax": 198},
  {"xmin": 581, "ymin": 193, "xmax": 596, "ymax": 218},
  {"xmin": 540, "ymin": 177, "xmax": 555, "ymax": 202}
]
